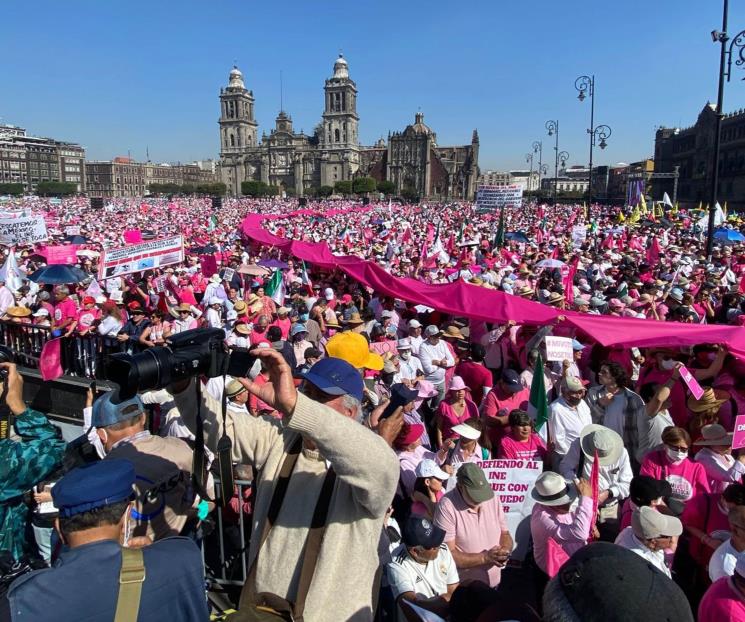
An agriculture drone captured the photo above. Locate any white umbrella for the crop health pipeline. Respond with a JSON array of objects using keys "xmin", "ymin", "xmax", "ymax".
[{"xmin": 536, "ymin": 258, "xmax": 565, "ymax": 269}]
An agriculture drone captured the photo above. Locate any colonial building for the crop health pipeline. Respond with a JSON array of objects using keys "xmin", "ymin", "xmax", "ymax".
[
  {"xmin": 218, "ymin": 57, "xmax": 478, "ymax": 199},
  {"xmin": 655, "ymin": 103, "xmax": 745, "ymax": 209}
]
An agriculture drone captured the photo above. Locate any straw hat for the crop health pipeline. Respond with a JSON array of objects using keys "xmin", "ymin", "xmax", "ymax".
[
  {"xmin": 546, "ymin": 292, "xmax": 565, "ymax": 305},
  {"xmin": 580, "ymin": 424, "xmax": 624, "ymax": 466},
  {"xmin": 325, "ymin": 315, "xmax": 341, "ymax": 329},
  {"xmin": 233, "ymin": 321, "xmax": 251, "ymax": 335},
  {"xmin": 6, "ymin": 306, "xmax": 31, "ymax": 318},
  {"xmin": 687, "ymin": 387, "xmax": 730, "ymax": 413},
  {"xmin": 233, "ymin": 300, "xmax": 248, "ymax": 314},
  {"xmin": 443, "ymin": 325, "xmax": 465, "ymax": 340},
  {"xmin": 345, "ymin": 312, "xmax": 364, "ymax": 326},
  {"xmin": 516, "ymin": 285, "xmax": 535, "ymax": 297},
  {"xmin": 693, "ymin": 423, "xmax": 733, "ymax": 447},
  {"xmin": 174, "ymin": 303, "xmax": 192, "ymax": 313},
  {"xmin": 531, "ymin": 471, "xmax": 578, "ymax": 507}
]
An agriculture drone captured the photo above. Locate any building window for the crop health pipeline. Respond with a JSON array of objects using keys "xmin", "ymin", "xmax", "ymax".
[{"xmin": 334, "ymin": 129, "xmax": 340, "ymax": 142}]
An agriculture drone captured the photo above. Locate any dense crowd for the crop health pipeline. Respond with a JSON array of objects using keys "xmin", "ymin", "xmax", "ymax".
[{"xmin": 0, "ymin": 195, "xmax": 745, "ymax": 621}]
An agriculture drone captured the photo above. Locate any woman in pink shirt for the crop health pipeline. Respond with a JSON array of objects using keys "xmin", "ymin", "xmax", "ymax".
[
  {"xmin": 410, "ymin": 459, "xmax": 449, "ymax": 519},
  {"xmin": 498, "ymin": 409, "xmax": 547, "ymax": 461},
  {"xmin": 640, "ymin": 426, "xmax": 710, "ymax": 505},
  {"xmin": 436, "ymin": 376, "xmax": 479, "ymax": 447}
]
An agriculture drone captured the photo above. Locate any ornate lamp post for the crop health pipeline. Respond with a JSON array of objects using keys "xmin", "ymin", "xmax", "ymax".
[
  {"xmin": 575, "ymin": 75, "xmax": 612, "ymax": 203},
  {"xmin": 532, "ymin": 141, "xmax": 543, "ymax": 184},
  {"xmin": 526, "ymin": 153, "xmax": 534, "ymax": 191},
  {"xmin": 545, "ymin": 121, "xmax": 560, "ymax": 203}
]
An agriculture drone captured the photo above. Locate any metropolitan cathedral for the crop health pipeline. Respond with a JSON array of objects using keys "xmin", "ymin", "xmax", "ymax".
[{"xmin": 218, "ymin": 55, "xmax": 479, "ymax": 200}]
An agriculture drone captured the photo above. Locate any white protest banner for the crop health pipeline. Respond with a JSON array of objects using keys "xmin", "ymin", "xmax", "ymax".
[
  {"xmin": 0, "ymin": 214, "xmax": 48, "ymax": 245},
  {"xmin": 99, "ymin": 235, "xmax": 184, "ymax": 280},
  {"xmin": 222, "ymin": 267, "xmax": 235, "ymax": 282},
  {"xmin": 571, "ymin": 225, "xmax": 587, "ymax": 247},
  {"xmin": 64, "ymin": 225, "xmax": 81, "ymax": 236},
  {"xmin": 476, "ymin": 185, "xmax": 523, "ymax": 210},
  {"xmin": 477, "ymin": 459, "xmax": 542, "ymax": 560},
  {"xmin": 544, "ymin": 336, "xmax": 574, "ymax": 363}
]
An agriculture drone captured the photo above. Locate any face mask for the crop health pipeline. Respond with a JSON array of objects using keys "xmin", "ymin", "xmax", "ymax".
[
  {"xmin": 665, "ymin": 447, "xmax": 687, "ymax": 464},
  {"xmin": 660, "ymin": 358, "xmax": 677, "ymax": 370},
  {"xmin": 300, "ymin": 313, "xmax": 309, "ymax": 322},
  {"xmin": 565, "ymin": 395, "xmax": 583, "ymax": 407},
  {"xmin": 400, "ymin": 351, "xmax": 411, "ymax": 360}
]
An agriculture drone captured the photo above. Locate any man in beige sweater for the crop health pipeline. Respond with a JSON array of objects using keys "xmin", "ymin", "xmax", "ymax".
[{"xmin": 190, "ymin": 350, "xmax": 400, "ymax": 621}]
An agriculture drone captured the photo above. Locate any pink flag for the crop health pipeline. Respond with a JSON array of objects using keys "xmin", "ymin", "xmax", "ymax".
[
  {"xmin": 123, "ymin": 229, "xmax": 143, "ymax": 244},
  {"xmin": 563, "ymin": 257, "xmax": 579, "ymax": 306},
  {"xmin": 199, "ymin": 254, "xmax": 218, "ymax": 278},
  {"xmin": 646, "ymin": 237, "xmax": 661, "ymax": 265},
  {"xmin": 446, "ymin": 233, "xmax": 456, "ymax": 255},
  {"xmin": 40, "ymin": 338, "xmax": 63, "ymax": 381},
  {"xmin": 589, "ymin": 448, "xmax": 600, "ymax": 541},
  {"xmin": 546, "ymin": 537, "xmax": 570, "ymax": 577}
]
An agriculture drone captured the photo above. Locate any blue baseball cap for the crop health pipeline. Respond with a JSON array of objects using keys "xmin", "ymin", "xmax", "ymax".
[
  {"xmin": 290, "ymin": 323, "xmax": 308, "ymax": 337},
  {"xmin": 301, "ymin": 357, "xmax": 364, "ymax": 401},
  {"xmin": 92, "ymin": 391, "xmax": 146, "ymax": 428},
  {"xmin": 52, "ymin": 459, "xmax": 136, "ymax": 518},
  {"xmin": 572, "ymin": 339, "xmax": 585, "ymax": 351}
]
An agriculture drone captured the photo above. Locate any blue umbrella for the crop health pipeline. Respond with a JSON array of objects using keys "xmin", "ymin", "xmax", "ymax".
[
  {"xmin": 28, "ymin": 264, "xmax": 89, "ymax": 284},
  {"xmin": 258, "ymin": 258, "xmax": 289, "ymax": 269},
  {"xmin": 64, "ymin": 235, "xmax": 88, "ymax": 244},
  {"xmin": 505, "ymin": 231, "xmax": 530, "ymax": 243},
  {"xmin": 714, "ymin": 228, "xmax": 745, "ymax": 243}
]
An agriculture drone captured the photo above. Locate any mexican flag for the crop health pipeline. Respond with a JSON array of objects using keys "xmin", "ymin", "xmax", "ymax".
[
  {"xmin": 264, "ymin": 269, "xmax": 285, "ymax": 305},
  {"xmin": 529, "ymin": 353, "xmax": 549, "ymax": 437},
  {"xmin": 300, "ymin": 260, "xmax": 313, "ymax": 295},
  {"xmin": 208, "ymin": 214, "xmax": 218, "ymax": 232},
  {"xmin": 492, "ymin": 206, "xmax": 505, "ymax": 250}
]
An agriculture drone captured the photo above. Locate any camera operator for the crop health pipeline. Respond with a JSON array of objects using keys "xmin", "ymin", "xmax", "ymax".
[
  {"xmin": 0, "ymin": 363, "xmax": 66, "ymax": 564},
  {"xmin": 91, "ymin": 391, "xmax": 201, "ymax": 542},
  {"xmin": 187, "ymin": 349, "xmax": 400, "ymax": 621}
]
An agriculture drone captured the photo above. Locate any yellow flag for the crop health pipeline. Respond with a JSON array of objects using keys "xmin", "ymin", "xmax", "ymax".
[
  {"xmin": 640, "ymin": 193, "xmax": 648, "ymax": 215},
  {"xmin": 724, "ymin": 201, "xmax": 728, "ymax": 218},
  {"xmin": 617, "ymin": 211, "xmax": 626, "ymax": 223},
  {"xmin": 583, "ymin": 202, "xmax": 588, "ymax": 221},
  {"xmin": 672, "ymin": 202, "xmax": 679, "ymax": 215}
]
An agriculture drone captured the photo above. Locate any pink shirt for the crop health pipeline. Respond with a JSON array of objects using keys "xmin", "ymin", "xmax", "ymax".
[
  {"xmin": 433, "ymin": 487, "xmax": 508, "ymax": 587},
  {"xmin": 397, "ymin": 445, "xmax": 436, "ymax": 497},
  {"xmin": 482, "ymin": 387, "xmax": 530, "ymax": 445},
  {"xmin": 639, "ymin": 449, "xmax": 710, "ymax": 503},
  {"xmin": 76, "ymin": 307, "xmax": 101, "ymax": 332},
  {"xmin": 698, "ymin": 578, "xmax": 745, "ymax": 622},
  {"xmin": 530, "ymin": 495, "xmax": 594, "ymax": 574},
  {"xmin": 498, "ymin": 434, "xmax": 547, "ymax": 461},
  {"xmin": 437, "ymin": 399, "xmax": 479, "ymax": 441},
  {"xmin": 271, "ymin": 317, "xmax": 292, "ymax": 341},
  {"xmin": 411, "ymin": 490, "xmax": 443, "ymax": 519},
  {"xmin": 53, "ymin": 298, "xmax": 77, "ymax": 325}
]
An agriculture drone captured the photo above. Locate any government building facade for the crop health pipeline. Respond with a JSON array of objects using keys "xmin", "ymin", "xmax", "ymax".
[{"xmin": 218, "ymin": 56, "xmax": 479, "ymax": 200}]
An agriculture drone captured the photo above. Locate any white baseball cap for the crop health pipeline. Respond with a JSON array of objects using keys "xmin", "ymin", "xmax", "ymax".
[
  {"xmin": 32, "ymin": 308, "xmax": 50, "ymax": 317},
  {"xmin": 324, "ymin": 287, "xmax": 334, "ymax": 301},
  {"xmin": 415, "ymin": 459, "xmax": 449, "ymax": 480},
  {"xmin": 209, "ymin": 297, "xmax": 222, "ymax": 306},
  {"xmin": 408, "ymin": 319, "xmax": 422, "ymax": 329}
]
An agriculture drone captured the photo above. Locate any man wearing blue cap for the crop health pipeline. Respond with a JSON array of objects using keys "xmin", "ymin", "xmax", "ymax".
[
  {"xmin": 91, "ymin": 391, "xmax": 198, "ymax": 542},
  {"xmin": 194, "ymin": 349, "xmax": 400, "ymax": 621},
  {"xmin": 7, "ymin": 459, "xmax": 209, "ymax": 621}
]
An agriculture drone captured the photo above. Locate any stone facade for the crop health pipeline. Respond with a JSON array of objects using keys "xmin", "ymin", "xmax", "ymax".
[{"xmin": 218, "ymin": 58, "xmax": 478, "ymax": 199}]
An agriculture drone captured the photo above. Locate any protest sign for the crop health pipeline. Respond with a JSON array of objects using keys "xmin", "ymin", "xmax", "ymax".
[
  {"xmin": 43, "ymin": 245, "xmax": 78, "ymax": 265},
  {"xmin": 0, "ymin": 215, "xmax": 48, "ymax": 245},
  {"xmin": 153, "ymin": 276, "xmax": 167, "ymax": 293},
  {"xmin": 733, "ymin": 415, "xmax": 745, "ymax": 451},
  {"xmin": 679, "ymin": 365, "xmax": 704, "ymax": 400},
  {"xmin": 571, "ymin": 225, "xmax": 587, "ymax": 247},
  {"xmin": 222, "ymin": 267, "xmax": 235, "ymax": 282},
  {"xmin": 477, "ymin": 459, "xmax": 542, "ymax": 560},
  {"xmin": 544, "ymin": 336, "xmax": 574, "ymax": 363},
  {"xmin": 476, "ymin": 185, "xmax": 523, "ymax": 210},
  {"xmin": 64, "ymin": 225, "xmax": 81, "ymax": 236},
  {"xmin": 123, "ymin": 229, "xmax": 143, "ymax": 244},
  {"xmin": 99, "ymin": 235, "xmax": 184, "ymax": 280}
]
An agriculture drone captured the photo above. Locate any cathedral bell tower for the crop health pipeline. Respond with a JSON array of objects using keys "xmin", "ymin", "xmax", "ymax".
[{"xmin": 219, "ymin": 66, "xmax": 258, "ymax": 155}]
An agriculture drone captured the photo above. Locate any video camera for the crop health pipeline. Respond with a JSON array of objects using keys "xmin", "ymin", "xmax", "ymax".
[{"xmin": 106, "ymin": 328, "xmax": 255, "ymax": 401}]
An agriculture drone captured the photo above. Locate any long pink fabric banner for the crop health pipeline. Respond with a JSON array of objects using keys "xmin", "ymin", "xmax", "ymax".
[{"xmin": 241, "ymin": 211, "xmax": 745, "ymax": 359}]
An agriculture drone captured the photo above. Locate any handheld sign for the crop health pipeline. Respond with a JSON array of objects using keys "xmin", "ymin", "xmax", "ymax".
[
  {"xmin": 544, "ymin": 336, "xmax": 574, "ymax": 363},
  {"xmin": 733, "ymin": 415, "xmax": 745, "ymax": 451},
  {"xmin": 678, "ymin": 365, "xmax": 704, "ymax": 400}
]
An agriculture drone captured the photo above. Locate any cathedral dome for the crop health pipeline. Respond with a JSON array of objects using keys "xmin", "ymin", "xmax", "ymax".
[
  {"xmin": 407, "ymin": 112, "xmax": 433, "ymax": 136},
  {"xmin": 333, "ymin": 54, "xmax": 349, "ymax": 79},
  {"xmin": 228, "ymin": 65, "xmax": 245, "ymax": 89}
]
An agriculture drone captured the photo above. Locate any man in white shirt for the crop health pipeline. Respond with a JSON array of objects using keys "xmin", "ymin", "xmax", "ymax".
[
  {"xmin": 205, "ymin": 297, "xmax": 224, "ymax": 329},
  {"xmin": 0, "ymin": 279, "xmax": 15, "ymax": 317},
  {"xmin": 407, "ymin": 320, "xmax": 424, "ymax": 355},
  {"xmin": 417, "ymin": 325, "xmax": 455, "ymax": 408},
  {"xmin": 709, "ymin": 506, "xmax": 745, "ymax": 582},
  {"xmin": 397, "ymin": 338, "xmax": 423, "ymax": 382},
  {"xmin": 548, "ymin": 377, "xmax": 592, "ymax": 469},
  {"xmin": 387, "ymin": 515, "xmax": 459, "ymax": 622},
  {"xmin": 615, "ymin": 506, "xmax": 682, "ymax": 578}
]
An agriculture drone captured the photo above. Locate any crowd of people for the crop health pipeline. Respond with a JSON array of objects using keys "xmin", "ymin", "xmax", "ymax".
[{"xmin": 0, "ymin": 194, "xmax": 745, "ymax": 621}]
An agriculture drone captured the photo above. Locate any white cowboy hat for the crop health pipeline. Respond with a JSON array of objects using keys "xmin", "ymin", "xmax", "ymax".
[
  {"xmin": 580, "ymin": 424, "xmax": 623, "ymax": 466},
  {"xmin": 531, "ymin": 471, "xmax": 578, "ymax": 507},
  {"xmin": 451, "ymin": 423, "xmax": 481, "ymax": 441}
]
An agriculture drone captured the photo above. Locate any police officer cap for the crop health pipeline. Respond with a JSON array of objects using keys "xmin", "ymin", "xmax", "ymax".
[
  {"xmin": 92, "ymin": 391, "xmax": 145, "ymax": 428},
  {"xmin": 52, "ymin": 459, "xmax": 136, "ymax": 519}
]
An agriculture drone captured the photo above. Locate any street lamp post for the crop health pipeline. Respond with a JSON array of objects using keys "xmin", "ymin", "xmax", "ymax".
[
  {"xmin": 575, "ymin": 75, "xmax": 612, "ymax": 204},
  {"xmin": 526, "ymin": 153, "xmax": 534, "ymax": 191},
  {"xmin": 706, "ymin": 0, "xmax": 745, "ymax": 256},
  {"xmin": 545, "ymin": 121, "xmax": 559, "ymax": 203},
  {"xmin": 532, "ymin": 141, "xmax": 543, "ymax": 184},
  {"xmin": 558, "ymin": 151, "xmax": 569, "ymax": 196}
]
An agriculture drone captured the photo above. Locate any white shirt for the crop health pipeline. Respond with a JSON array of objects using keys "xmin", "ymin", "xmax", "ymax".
[
  {"xmin": 0, "ymin": 286, "xmax": 14, "ymax": 316},
  {"xmin": 97, "ymin": 315, "xmax": 122, "ymax": 337},
  {"xmin": 560, "ymin": 440, "xmax": 633, "ymax": 501},
  {"xmin": 709, "ymin": 538, "xmax": 742, "ymax": 582},
  {"xmin": 206, "ymin": 307, "xmax": 223, "ymax": 329},
  {"xmin": 387, "ymin": 543, "xmax": 458, "ymax": 622},
  {"xmin": 635, "ymin": 408, "xmax": 674, "ymax": 464},
  {"xmin": 695, "ymin": 448, "xmax": 745, "ymax": 494},
  {"xmin": 549, "ymin": 397, "xmax": 592, "ymax": 458},
  {"xmin": 398, "ymin": 354, "xmax": 424, "ymax": 381},
  {"xmin": 615, "ymin": 527, "xmax": 670, "ymax": 577},
  {"xmin": 418, "ymin": 340, "xmax": 454, "ymax": 386},
  {"xmin": 408, "ymin": 334, "xmax": 424, "ymax": 356}
]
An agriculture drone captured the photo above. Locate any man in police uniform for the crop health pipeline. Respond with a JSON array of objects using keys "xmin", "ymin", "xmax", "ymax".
[{"xmin": 7, "ymin": 459, "xmax": 209, "ymax": 621}]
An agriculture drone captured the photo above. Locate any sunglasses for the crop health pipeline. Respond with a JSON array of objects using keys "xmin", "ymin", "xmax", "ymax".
[{"xmin": 666, "ymin": 443, "xmax": 688, "ymax": 452}]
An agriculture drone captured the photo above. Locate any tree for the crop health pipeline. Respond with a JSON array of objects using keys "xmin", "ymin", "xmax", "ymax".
[
  {"xmin": 317, "ymin": 185, "xmax": 334, "ymax": 197},
  {"xmin": 334, "ymin": 180, "xmax": 352, "ymax": 195},
  {"xmin": 400, "ymin": 186, "xmax": 419, "ymax": 203},
  {"xmin": 148, "ymin": 183, "xmax": 181, "ymax": 195},
  {"xmin": 0, "ymin": 183, "xmax": 23, "ymax": 196},
  {"xmin": 352, "ymin": 176, "xmax": 377, "ymax": 194},
  {"xmin": 241, "ymin": 180, "xmax": 265, "ymax": 197},
  {"xmin": 196, "ymin": 182, "xmax": 226, "ymax": 195},
  {"xmin": 36, "ymin": 181, "xmax": 77, "ymax": 196},
  {"xmin": 377, "ymin": 180, "xmax": 395, "ymax": 195},
  {"xmin": 181, "ymin": 184, "xmax": 195, "ymax": 195}
]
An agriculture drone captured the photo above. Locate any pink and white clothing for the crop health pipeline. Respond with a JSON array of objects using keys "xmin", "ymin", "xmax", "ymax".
[
  {"xmin": 437, "ymin": 399, "xmax": 479, "ymax": 441},
  {"xmin": 698, "ymin": 578, "xmax": 745, "ymax": 622},
  {"xmin": 640, "ymin": 449, "xmax": 710, "ymax": 503},
  {"xmin": 695, "ymin": 448, "xmax": 745, "ymax": 494},
  {"xmin": 530, "ymin": 495, "xmax": 594, "ymax": 574},
  {"xmin": 498, "ymin": 434, "xmax": 547, "ymax": 461}
]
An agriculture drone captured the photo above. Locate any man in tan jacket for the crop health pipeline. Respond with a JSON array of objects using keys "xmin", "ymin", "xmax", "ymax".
[{"xmin": 187, "ymin": 350, "xmax": 400, "ymax": 621}]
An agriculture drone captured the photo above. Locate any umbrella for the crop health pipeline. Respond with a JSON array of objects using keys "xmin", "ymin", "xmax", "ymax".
[
  {"xmin": 258, "ymin": 258, "xmax": 289, "ymax": 270},
  {"xmin": 192, "ymin": 244, "xmax": 218, "ymax": 254},
  {"xmin": 238, "ymin": 263, "xmax": 271, "ymax": 276},
  {"xmin": 536, "ymin": 258, "xmax": 565, "ymax": 269},
  {"xmin": 505, "ymin": 231, "xmax": 530, "ymax": 243},
  {"xmin": 76, "ymin": 249, "xmax": 100, "ymax": 258},
  {"xmin": 28, "ymin": 264, "xmax": 89, "ymax": 284},
  {"xmin": 714, "ymin": 228, "xmax": 745, "ymax": 243},
  {"xmin": 64, "ymin": 235, "xmax": 88, "ymax": 244}
]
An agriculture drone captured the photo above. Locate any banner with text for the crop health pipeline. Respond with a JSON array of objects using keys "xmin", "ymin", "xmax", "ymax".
[
  {"xmin": 99, "ymin": 235, "xmax": 184, "ymax": 280},
  {"xmin": 0, "ymin": 215, "xmax": 48, "ymax": 246},
  {"xmin": 477, "ymin": 459, "xmax": 542, "ymax": 559},
  {"xmin": 476, "ymin": 185, "xmax": 524, "ymax": 210}
]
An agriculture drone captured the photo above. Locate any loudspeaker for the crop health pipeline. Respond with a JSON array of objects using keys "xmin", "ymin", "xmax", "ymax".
[
  {"xmin": 362, "ymin": 196, "xmax": 370, "ymax": 205},
  {"xmin": 211, "ymin": 196, "xmax": 222, "ymax": 210},
  {"xmin": 90, "ymin": 197, "xmax": 104, "ymax": 209},
  {"xmin": 298, "ymin": 197, "xmax": 307, "ymax": 207}
]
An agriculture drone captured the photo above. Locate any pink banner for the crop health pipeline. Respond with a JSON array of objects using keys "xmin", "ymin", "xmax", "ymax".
[
  {"xmin": 733, "ymin": 415, "xmax": 745, "ymax": 450},
  {"xmin": 240, "ymin": 209, "xmax": 745, "ymax": 360},
  {"xmin": 123, "ymin": 229, "xmax": 143, "ymax": 244},
  {"xmin": 679, "ymin": 365, "xmax": 704, "ymax": 400},
  {"xmin": 40, "ymin": 338, "xmax": 63, "ymax": 381},
  {"xmin": 41, "ymin": 245, "xmax": 79, "ymax": 265},
  {"xmin": 199, "ymin": 254, "xmax": 218, "ymax": 278}
]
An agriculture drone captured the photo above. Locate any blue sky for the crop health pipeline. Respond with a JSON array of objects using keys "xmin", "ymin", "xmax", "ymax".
[{"xmin": 2, "ymin": 0, "xmax": 744, "ymax": 171}]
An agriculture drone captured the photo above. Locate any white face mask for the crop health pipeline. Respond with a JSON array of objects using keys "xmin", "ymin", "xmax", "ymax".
[
  {"xmin": 400, "ymin": 351, "xmax": 411, "ymax": 360},
  {"xmin": 660, "ymin": 358, "xmax": 677, "ymax": 371},
  {"xmin": 665, "ymin": 446, "xmax": 687, "ymax": 464}
]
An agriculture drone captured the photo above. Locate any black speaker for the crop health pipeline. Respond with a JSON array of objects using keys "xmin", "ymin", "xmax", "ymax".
[
  {"xmin": 211, "ymin": 196, "xmax": 222, "ymax": 209},
  {"xmin": 90, "ymin": 197, "xmax": 104, "ymax": 209},
  {"xmin": 362, "ymin": 196, "xmax": 370, "ymax": 206},
  {"xmin": 298, "ymin": 197, "xmax": 307, "ymax": 207}
]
